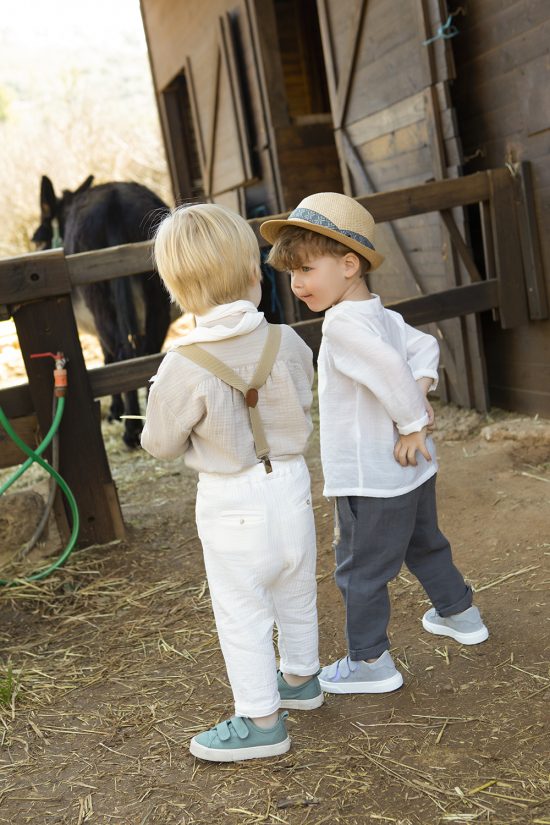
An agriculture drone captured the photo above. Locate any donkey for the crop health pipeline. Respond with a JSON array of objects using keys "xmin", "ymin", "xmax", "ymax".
[{"xmin": 33, "ymin": 175, "xmax": 172, "ymax": 447}]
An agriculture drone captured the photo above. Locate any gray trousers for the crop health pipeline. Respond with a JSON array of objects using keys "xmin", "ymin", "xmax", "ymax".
[{"xmin": 334, "ymin": 474, "xmax": 472, "ymax": 661}]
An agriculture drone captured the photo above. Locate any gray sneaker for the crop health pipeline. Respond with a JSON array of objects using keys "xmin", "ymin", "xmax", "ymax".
[
  {"xmin": 319, "ymin": 650, "xmax": 403, "ymax": 694},
  {"xmin": 422, "ymin": 605, "xmax": 489, "ymax": 645},
  {"xmin": 277, "ymin": 671, "xmax": 324, "ymax": 710}
]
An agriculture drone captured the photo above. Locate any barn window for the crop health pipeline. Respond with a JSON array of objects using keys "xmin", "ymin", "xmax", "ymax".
[
  {"xmin": 273, "ymin": 0, "xmax": 331, "ymax": 121},
  {"xmin": 162, "ymin": 71, "xmax": 205, "ymax": 202}
]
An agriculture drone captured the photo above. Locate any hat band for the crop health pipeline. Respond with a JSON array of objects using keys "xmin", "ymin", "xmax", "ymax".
[{"xmin": 288, "ymin": 207, "xmax": 375, "ymax": 251}]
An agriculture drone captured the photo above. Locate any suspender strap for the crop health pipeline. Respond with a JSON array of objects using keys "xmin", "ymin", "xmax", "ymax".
[{"xmin": 175, "ymin": 324, "xmax": 282, "ymax": 471}]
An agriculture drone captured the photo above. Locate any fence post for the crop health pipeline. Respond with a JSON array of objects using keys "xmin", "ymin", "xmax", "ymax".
[{"xmin": 11, "ymin": 254, "xmax": 125, "ymax": 546}]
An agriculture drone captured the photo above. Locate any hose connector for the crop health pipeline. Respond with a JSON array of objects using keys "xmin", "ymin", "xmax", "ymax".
[{"xmin": 30, "ymin": 351, "xmax": 68, "ymax": 397}]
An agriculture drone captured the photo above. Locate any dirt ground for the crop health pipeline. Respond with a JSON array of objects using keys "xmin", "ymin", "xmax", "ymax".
[{"xmin": 0, "ymin": 351, "xmax": 549, "ymax": 823}]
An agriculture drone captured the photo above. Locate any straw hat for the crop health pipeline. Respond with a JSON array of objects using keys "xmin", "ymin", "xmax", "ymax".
[{"xmin": 260, "ymin": 192, "xmax": 384, "ymax": 270}]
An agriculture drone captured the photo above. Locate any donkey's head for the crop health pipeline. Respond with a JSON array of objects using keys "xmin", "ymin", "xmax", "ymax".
[{"xmin": 32, "ymin": 174, "xmax": 94, "ymax": 249}]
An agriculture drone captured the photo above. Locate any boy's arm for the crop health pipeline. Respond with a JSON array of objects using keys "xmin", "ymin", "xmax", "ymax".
[
  {"xmin": 141, "ymin": 355, "xmax": 204, "ymax": 460},
  {"xmin": 326, "ymin": 315, "xmax": 429, "ymax": 435}
]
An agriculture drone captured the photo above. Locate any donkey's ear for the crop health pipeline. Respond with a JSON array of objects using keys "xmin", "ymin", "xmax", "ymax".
[
  {"xmin": 40, "ymin": 175, "xmax": 57, "ymax": 219},
  {"xmin": 75, "ymin": 175, "xmax": 94, "ymax": 195}
]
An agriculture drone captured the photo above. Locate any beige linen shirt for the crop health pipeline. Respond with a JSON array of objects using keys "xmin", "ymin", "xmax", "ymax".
[{"xmin": 141, "ymin": 315, "xmax": 314, "ymax": 474}]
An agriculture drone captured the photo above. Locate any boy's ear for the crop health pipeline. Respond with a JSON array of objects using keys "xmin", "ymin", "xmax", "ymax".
[{"xmin": 343, "ymin": 252, "xmax": 362, "ymax": 278}]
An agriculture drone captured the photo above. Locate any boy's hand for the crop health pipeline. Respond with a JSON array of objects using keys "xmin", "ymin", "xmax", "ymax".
[
  {"xmin": 425, "ymin": 399, "xmax": 435, "ymax": 433},
  {"xmin": 394, "ymin": 428, "xmax": 432, "ymax": 467}
]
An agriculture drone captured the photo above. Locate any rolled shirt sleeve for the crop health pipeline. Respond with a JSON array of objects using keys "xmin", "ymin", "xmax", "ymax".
[{"xmin": 405, "ymin": 323, "xmax": 440, "ymax": 392}]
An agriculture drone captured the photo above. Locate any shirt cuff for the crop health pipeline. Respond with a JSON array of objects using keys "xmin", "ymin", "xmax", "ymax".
[
  {"xmin": 412, "ymin": 370, "xmax": 439, "ymax": 393},
  {"xmin": 397, "ymin": 411, "xmax": 429, "ymax": 436}
]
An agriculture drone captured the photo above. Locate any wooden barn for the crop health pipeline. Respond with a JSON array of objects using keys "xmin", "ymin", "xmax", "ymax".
[{"xmin": 140, "ymin": 0, "xmax": 549, "ymax": 415}]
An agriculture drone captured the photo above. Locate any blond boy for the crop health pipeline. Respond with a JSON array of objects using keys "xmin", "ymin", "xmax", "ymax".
[{"xmin": 142, "ymin": 204, "xmax": 323, "ymax": 761}]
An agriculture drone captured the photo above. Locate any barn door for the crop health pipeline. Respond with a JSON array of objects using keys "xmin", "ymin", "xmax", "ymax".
[
  {"xmin": 184, "ymin": 13, "xmax": 258, "ymax": 209},
  {"xmin": 317, "ymin": 0, "xmax": 488, "ymax": 409}
]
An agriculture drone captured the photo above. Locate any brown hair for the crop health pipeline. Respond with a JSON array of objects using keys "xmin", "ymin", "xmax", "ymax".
[{"xmin": 266, "ymin": 225, "xmax": 370, "ymax": 278}]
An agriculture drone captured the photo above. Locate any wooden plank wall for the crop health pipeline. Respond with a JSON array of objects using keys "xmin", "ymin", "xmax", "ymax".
[
  {"xmin": 141, "ymin": 0, "xmax": 280, "ymax": 213},
  {"xmin": 317, "ymin": 0, "xmax": 488, "ymax": 408},
  {"xmin": 450, "ymin": 0, "xmax": 550, "ymax": 415},
  {"xmin": 250, "ymin": 0, "xmax": 343, "ymax": 211}
]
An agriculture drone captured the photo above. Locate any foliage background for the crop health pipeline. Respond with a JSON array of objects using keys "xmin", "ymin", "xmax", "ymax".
[{"xmin": 0, "ymin": 0, "xmax": 172, "ymax": 258}]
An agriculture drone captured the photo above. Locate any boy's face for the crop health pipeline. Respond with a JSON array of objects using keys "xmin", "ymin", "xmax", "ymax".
[{"xmin": 289, "ymin": 253, "xmax": 364, "ymax": 312}]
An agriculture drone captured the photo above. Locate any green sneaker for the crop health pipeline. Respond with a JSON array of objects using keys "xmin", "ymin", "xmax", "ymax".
[
  {"xmin": 189, "ymin": 713, "xmax": 290, "ymax": 762},
  {"xmin": 277, "ymin": 671, "xmax": 324, "ymax": 710}
]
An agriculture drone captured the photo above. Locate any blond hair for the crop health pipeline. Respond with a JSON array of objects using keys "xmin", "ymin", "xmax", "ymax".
[
  {"xmin": 267, "ymin": 225, "xmax": 370, "ymax": 278},
  {"xmin": 153, "ymin": 203, "xmax": 261, "ymax": 315}
]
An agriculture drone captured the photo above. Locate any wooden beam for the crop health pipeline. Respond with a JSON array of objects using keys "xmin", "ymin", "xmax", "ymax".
[
  {"xmin": 0, "ymin": 383, "xmax": 33, "ymax": 419},
  {"xmin": 0, "ymin": 414, "xmax": 39, "ymax": 470},
  {"xmin": 206, "ymin": 47, "xmax": 222, "ymax": 198},
  {"xmin": 0, "ymin": 249, "xmax": 71, "ymax": 304},
  {"xmin": 13, "ymin": 294, "xmax": 125, "ymax": 545},
  {"xmin": 68, "ymin": 241, "xmax": 154, "ymax": 286},
  {"xmin": 348, "ymin": 170, "xmax": 491, "ymax": 220},
  {"xmin": 334, "ymin": 0, "xmax": 368, "ymax": 129},
  {"xmin": 0, "ymin": 242, "xmax": 156, "ymax": 304},
  {"xmin": 316, "ymin": 0, "xmax": 339, "ymax": 115},
  {"xmin": 249, "ymin": 172, "xmax": 492, "ymax": 242},
  {"xmin": 220, "ymin": 13, "xmax": 255, "ymax": 184},
  {"xmin": 440, "ymin": 210, "xmax": 483, "ymax": 283},
  {"xmin": 1, "ymin": 174, "xmax": 493, "ymax": 305},
  {"xmin": 0, "ymin": 279, "xmax": 500, "ymax": 427},
  {"xmin": 88, "ymin": 353, "xmax": 164, "ymax": 398},
  {"xmin": 488, "ymin": 168, "xmax": 529, "ymax": 330},
  {"xmin": 185, "ymin": 56, "xmax": 207, "ymax": 173},
  {"xmin": 513, "ymin": 161, "xmax": 548, "ymax": 320},
  {"xmin": 391, "ymin": 280, "xmax": 498, "ymax": 326}
]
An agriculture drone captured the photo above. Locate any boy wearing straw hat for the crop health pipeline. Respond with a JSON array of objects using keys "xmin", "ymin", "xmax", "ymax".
[
  {"xmin": 142, "ymin": 204, "xmax": 323, "ymax": 761},
  {"xmin": 261, "ymin": 193, "xmax": 488, "ymax": 694}
]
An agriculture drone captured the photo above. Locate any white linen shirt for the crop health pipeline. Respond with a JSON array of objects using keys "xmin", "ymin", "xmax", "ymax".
[
  {"xmin": 141, "ymin": 317, "xmax": 314, "ymax": 474},
  {"xmin": 319, "ymin": 297, "xmax": 439, "ymax": 498}
]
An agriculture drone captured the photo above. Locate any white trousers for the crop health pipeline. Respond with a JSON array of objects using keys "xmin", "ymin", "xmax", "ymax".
[{"xmin": 196, "ymin": 456, "xmax": 319, "ymax": 718}]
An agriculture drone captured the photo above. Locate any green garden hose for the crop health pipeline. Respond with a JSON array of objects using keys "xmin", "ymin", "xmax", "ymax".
[{"xmin": 0, "ymin": 396, "xmax": 80, "ymax": 585}]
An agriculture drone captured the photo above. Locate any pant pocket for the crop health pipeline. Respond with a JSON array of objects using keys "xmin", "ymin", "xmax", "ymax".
[{"xmin": 337, "ymin": 495, "xmax": 358, "ymax": 525}]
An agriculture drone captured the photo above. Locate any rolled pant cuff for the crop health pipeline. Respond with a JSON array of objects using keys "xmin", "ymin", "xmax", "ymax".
[
  {"xmin": 279, "ymin": 660, "xmax": 320, "ymax": 676},
  {"xmin": 349, "ymin": 642, "xmax": 389, "ymax": 662},
  {"xmin": 234, "ymin": 699, "xmax": 281, "ymax": 719},
  {"xmin": 437, "ymin": 585, "xmax": 473, "ymax": 618}
]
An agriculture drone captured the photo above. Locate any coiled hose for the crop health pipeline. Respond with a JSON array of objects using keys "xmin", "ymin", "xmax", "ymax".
[{"xmin": 0, "ymin": 396, "xmax": 80, "ymax": 585}]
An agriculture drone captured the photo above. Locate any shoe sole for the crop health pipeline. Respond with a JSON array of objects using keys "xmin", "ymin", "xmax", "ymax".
[
  {"xmin": 279, "ymin": 693, "xmax": 325, "ymax": 710},
  {"xmin": 318, "ymin": 671, "xmax": 403, "ymax": 694},
  {"xmin": 189, "ymin": 735, "xmax": 291, "ymax": 762},
  {"xmin": 422, "ymin": 614, "xmax": 489, "ymax": 645}
]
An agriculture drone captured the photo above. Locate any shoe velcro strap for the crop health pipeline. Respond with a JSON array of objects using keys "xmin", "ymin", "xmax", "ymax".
[
  {"xmin": 216, "ymin": 720, "xmax": 231, "ymax": 741},
  {"xmin": 230, "ymin": 716, "xmax": 250, "ymax": 740}
]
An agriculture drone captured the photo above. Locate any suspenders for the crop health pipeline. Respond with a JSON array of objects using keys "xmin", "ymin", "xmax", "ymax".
[{"xmin": 175, "ymin": 324, "xmax": 282, "ymax": 473}]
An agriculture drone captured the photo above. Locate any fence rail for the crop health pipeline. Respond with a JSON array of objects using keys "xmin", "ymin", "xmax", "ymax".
[{"xmin": 0, "ymin": 165, "xmax": 544, "ymax": 546}]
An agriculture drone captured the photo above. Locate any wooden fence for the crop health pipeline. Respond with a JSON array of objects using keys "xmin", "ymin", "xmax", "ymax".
[{"xmin": 0, "ymin": 165, "xmax": 544, "ymax": 546}]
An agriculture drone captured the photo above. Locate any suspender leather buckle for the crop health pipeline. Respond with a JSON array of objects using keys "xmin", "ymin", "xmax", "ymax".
[
  {"xmin": 245, "ymin": 388, "xmax": 259, "ymax": 408},
  {"xmin": 262, "ymin": 457, "xmax": 273, "ymax": 474}
]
